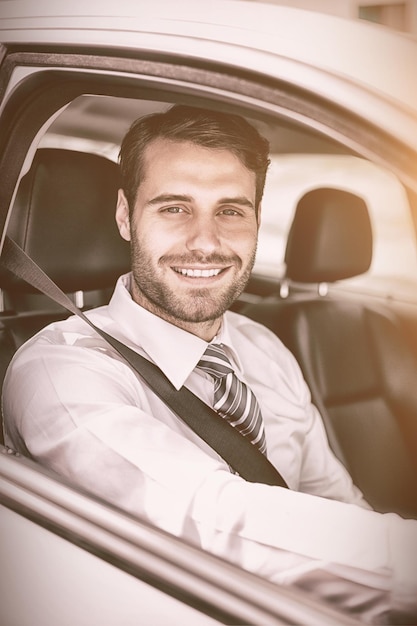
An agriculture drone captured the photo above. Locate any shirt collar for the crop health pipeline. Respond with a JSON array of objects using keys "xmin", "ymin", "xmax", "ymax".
[
  {"xmin": 107, "ymin": 273, "xmax": 242, "ymax": 390},
  {"xmin": 211, "ymin": 321, "xmax": 244, "ymax": 374}
]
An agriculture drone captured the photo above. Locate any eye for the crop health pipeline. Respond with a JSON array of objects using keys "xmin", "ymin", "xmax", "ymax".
[
  {"xmin": 219, "ymin": 208, "xmax": 242, "ymax": 217},
  {"xmin": 161, "ymin": 206, "xmax": 185, "ymax": 214}
]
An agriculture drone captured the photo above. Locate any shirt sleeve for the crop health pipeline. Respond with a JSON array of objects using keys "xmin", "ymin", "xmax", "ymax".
[{"xmin": 3, "ymin": 336, "xmax": 417, "ymax": 620}]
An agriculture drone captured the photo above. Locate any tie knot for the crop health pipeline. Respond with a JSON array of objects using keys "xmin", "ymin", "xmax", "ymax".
[{"xmin": 197, "ymin": 343, "xmax": 234, "ymax": 379}]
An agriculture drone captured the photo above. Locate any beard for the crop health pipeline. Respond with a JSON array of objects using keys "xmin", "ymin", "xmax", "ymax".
[{"xmin": 129, "ymin": 242, "xmax": 257, "ymax": 325}]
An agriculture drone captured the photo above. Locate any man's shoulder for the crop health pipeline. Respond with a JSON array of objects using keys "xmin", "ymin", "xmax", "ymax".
[
  {"xmin": 224, "ymin": 308, "xmax": 300, "ymax": 366},
  {"xmin": 226, "ymin": 308, "xmax": 272, "ymax": 332},
  {"xmin": 9, "ymin": 304, "xmax": 113, "ymax": 361},
  {"xmin": 225, "ymin": 308, "xmax": 283, "ymax": 347}
]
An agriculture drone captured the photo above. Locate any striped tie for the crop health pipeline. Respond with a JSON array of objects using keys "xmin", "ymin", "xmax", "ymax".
[{"xmin": 198, "ymin": 343, "xmax": 267, "ymax": 454}]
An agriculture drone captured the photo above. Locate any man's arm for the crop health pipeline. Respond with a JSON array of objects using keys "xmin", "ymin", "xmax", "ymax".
[{"xmin": 3, "ymin": 337, "xmax": 417, "ymax": 621}]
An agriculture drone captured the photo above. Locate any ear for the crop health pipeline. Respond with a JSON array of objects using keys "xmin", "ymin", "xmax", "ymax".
[
  {"xmin": 256, "ymin": 201, "xmax": 262, "ymax": 230},
  {"xmin": 116, "ymin": 189, "xmax": 131, "ymax": 241}
]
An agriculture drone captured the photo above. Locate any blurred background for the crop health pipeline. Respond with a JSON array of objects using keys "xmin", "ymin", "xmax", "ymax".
[{"xmin": 234, "ymin": 0, "xmax": 417, "ymax": 37}]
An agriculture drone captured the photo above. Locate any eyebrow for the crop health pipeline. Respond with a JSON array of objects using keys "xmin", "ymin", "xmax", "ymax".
[
  {"xmin": 220, "ymin": 196, "xmax": 255, "ymax": 210},
  {"xmin": 146, "ymin": 193, "xmax": 255, "ymax": 210},
  {"xmin": 146, "ymin": 194, "xmax": 193, "ymax": 207}
]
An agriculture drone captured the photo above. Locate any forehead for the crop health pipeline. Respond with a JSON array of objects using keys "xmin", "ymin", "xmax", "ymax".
[{"xmin": 140, "ymin": 137, "xmax": 254, "ymax": 182}]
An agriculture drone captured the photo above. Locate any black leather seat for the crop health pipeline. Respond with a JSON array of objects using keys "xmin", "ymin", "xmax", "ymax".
[
  {"xmin": 243, "ymin": 188, "xmax": 417, "ymax": 518},
  {"xmin": 0, "ymin": 148, "xmax": 130, "ymax": 442}
]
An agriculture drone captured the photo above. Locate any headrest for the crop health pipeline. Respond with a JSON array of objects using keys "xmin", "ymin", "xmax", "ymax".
[
  {"xmin": 1, "ymin": 149, "xmax": 130, "ymax": 293},
  {"xmin": 284, "ymin": 187, "xmax": 372, "ymax": 283}
]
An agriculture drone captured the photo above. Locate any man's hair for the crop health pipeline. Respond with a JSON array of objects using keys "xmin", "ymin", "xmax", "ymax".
[{"xmin": 119, "ymin": 104, "xmax": 270, "ymax": 213}]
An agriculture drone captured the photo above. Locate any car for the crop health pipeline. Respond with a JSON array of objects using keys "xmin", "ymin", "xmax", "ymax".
[{"xmin": 1, "ymin": 1, "xmax": 417, "ymax": 624}]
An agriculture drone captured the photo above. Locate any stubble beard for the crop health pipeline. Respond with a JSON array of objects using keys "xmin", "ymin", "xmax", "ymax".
[{"xmin": 129, "ymin": 243, "xmax": 257, "ymax": 326}]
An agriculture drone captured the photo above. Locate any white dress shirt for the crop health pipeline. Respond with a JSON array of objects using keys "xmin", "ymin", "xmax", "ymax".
[{"xmin": 3, "ymin": 273, "xmax": 417, "ymax": 620}]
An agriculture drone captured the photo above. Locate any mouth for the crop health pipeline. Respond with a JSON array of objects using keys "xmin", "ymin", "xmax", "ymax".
[{"xmin": 172, "ymin": 266, "xmax": 227, "ymax": 279}]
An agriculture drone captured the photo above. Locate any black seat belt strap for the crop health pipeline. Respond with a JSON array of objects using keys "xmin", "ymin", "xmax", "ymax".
[{"xmin": 1, "ymin": 236, "xmax": 288, "ymax": 488}]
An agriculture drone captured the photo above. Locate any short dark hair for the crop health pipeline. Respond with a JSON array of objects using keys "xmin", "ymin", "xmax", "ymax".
[{"xmin": 119, "ymin": 104, "xmax": 270, "ymax": 213}]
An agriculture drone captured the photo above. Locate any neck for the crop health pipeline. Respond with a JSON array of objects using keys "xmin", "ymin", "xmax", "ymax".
[{"xmin": 130, "ymin": 282, "xmax": 222, "ymax": 341}]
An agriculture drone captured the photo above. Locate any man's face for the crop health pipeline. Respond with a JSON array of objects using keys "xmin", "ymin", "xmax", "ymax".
[{"xmin": 116, "ymin": 138, "xmax": 260, "ymax": 339}]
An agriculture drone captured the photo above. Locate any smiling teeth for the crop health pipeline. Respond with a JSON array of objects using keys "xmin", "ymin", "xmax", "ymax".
[{"xmin": 176, "ymin": 268, "xmax": 222, "ymax": 277}]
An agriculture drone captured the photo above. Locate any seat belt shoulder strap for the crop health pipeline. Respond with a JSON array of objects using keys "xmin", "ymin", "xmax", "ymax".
[{"xmin": 1, "ymin": 236, "xmax": 288, "ymax": 488}]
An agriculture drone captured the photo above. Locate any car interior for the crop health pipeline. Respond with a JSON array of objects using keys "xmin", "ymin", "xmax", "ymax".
[
  {"xmin": 242, "ymin": 187, "xmax": 417, "ymax": 516},
  {"xmin": 1, "ymin": 93, "xmax": 417, "ymax": 520}
]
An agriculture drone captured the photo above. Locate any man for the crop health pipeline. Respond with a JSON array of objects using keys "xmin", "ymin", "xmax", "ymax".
[{"xmin": 3, "ymin": 105, "xmax": 417, "ymax": 621}]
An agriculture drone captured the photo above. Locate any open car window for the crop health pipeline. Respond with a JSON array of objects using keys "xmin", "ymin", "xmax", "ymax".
[{"xmin": 1, "ymin": 11, "xmax": 417, "ymax": 623}]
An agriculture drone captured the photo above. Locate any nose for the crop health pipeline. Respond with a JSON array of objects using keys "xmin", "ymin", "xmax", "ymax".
[{"xmin": 185, "ymin": 213, "xmax": 221, "ymax": 255}]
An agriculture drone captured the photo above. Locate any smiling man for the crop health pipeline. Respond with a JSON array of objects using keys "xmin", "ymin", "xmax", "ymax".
[
  {"xmin": 116, "ymin": 129, "xmax": 259, "ymax": 339},
  {"xmin": 3, "ymin": 105, "xmax": 417, "ymax": 622}
]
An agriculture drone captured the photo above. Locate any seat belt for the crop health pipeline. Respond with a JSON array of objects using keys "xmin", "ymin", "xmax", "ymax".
[{"xmin": 1, "ymin": 236, "xmax": 288, "ymax": 488}]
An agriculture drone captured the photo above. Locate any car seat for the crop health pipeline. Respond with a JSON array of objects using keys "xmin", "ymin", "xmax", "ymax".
[
  {"xmin": 0, "ymin": 148, "xmax": 130, "ymax": 443},
  {"xmin": 242, "ymin": 187, "xmax": 417, "ymax": 518}
]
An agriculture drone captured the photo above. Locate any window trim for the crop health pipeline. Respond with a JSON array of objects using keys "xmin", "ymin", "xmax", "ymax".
[{"xmin": 1, "ymin": 49, "xmax": 417, "ymax": 253}]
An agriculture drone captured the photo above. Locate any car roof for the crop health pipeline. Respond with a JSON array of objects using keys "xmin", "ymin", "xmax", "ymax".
[{"xmin": 1, "ymin": 0, "xmax": 417, "ymax": 150}]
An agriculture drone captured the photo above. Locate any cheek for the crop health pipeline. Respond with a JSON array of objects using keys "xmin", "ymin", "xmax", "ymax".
[
  {"xmin": 227, "ymin": 224, "xmax": 258, "ymax": 256},
  {"xmin": 133, "ymin": 219, "xmax": 179, "ymax": 258}
]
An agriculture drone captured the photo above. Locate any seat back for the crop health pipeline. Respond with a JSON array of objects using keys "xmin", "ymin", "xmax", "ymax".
[
  {"xmin": 243, "ymin": 188, "xmax": 417, "ymax": 517},
  {"xmin": 1, "ymin": 148, "xmax": 129, "ymax": 295},
  {"xmin": 0, "ymin": 148, "xmax": 130, "ymax": 442}
]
